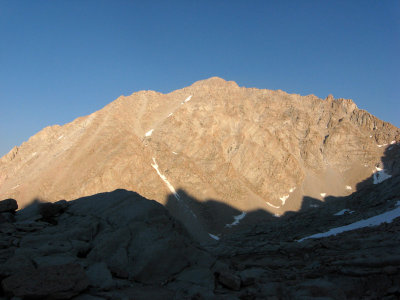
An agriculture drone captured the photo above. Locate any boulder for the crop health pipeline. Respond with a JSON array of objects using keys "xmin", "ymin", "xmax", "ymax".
[
  {"xmin": 1, "ymin": 263, "xmax": 89, "ymax": 299},
  {"xmin": 0, "ymin": 199, "xmax": 17, "ymax": 213},
  {"xmin": 0, "ymin": 255, "xmax": 35, "ymax": 277},
  {"xmin": 39, "ymin": 200, "xmax": 68, "ymax": 221},
  {"xmin": 168, "ymin": 267, "xmax": 215, "ymax": 298},
  {"xmin": 86, "ymin": 262, "xmax": 114, "ymax": 290},
  {"xmin": 0, "ymin": 212, "xmax": 14, "ymax": 223},
  {"xmin": 239, "ymin": 268, "xmax": 265, "ymax": 286},
  {"xmin": 218, "ymin": 271, "xmax": 241, "ymax": 291}
]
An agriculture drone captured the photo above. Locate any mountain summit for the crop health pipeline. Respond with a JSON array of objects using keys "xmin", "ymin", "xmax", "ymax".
[{"xmin": 1, "ymin": 78, "xmax": 399, "ymax": 239}]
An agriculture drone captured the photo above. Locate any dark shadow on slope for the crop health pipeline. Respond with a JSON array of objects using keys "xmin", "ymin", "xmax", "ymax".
[
  {"xmin": 164, "ymin": 189, "xmax": 277, "ymax": 244},
  {"xmin": 356, "ymin": 142, "xmax": 400, "ymax": 190},
  {"xmin": 11, "ymin": 144, "xmax": 399, "ymax": 251},
  {"xmin": 282, "ymin": 142, "xmax": 400, "ymax": 240},
  {"xmin": 163, "ymin": 143, "xmax": 400, "ymax": 245}
]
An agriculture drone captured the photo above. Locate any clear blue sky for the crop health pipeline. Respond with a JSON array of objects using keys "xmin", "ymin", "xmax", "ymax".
[{"xmin": 1, "ymin": 0, "xmax": 399, "ymax": 156}]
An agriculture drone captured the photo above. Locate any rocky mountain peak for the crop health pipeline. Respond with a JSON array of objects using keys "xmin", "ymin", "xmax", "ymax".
[
  {"xmin": 190, "ymin": 76, "xmax": 240, "ymax": 89},
  {"xmin": 0, "ymin": 78, "xmax": 399, "ymax": 238},
  {"xmin": 0, "ymin": 78, "xmax": 399, "ymax": 299}
]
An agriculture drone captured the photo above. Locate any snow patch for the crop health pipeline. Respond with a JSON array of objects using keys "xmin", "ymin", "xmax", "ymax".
[
  {"xmin": 391, "ymin": 140, "xmax": 396, "ymax": 144},
  {"xmin": 377, "ymin": 144, "xmax": 387, "ymax": 148},
  {"xmin": 145, "ymin": 129, "xmax": 154, "ymax": 137},
  {"xmin": 334, "ymin": 209, "xmax": 354, "ymax": 216},
  {"xmin": 289, "ymin": 187, "xmax": 296, "ymax": 193},
  {"xmin": 280, "ymin": 195, "xmax": 289, "ymax": 206},
  {"xmin": 373, "ymin": 167, "xmax": 392, "ymax": 184},
  {"xmin": 168, "ymin": 113, "xmax": 173, "ymax": 117},
  {"xmin": 320, "ymin": 193, "xmax": 326, "ymax": 198},
  {"xmin": 209, "ymin": 233, "xmax": 220, "ymax": 240},
  {"xmin": 151, "ymin": 158, "xmax": 179, "ymax": 200},
  {"xmin": 57, "ymin": 135, "xmax": 64, "ymax": 140},
  {"xmin": 298, "ymin": 206, "xmax": 400, "ymax": 242},
  {"xmin": 225, "ymin": 212, "xmax": 247, "ymax": 228},
  {"xmin": 151, "ymin": 158, "xmax": 197, "ymax": 219},
  {"xmin": 266, "ymin": 202, "xmax": 280, "ymax": 209},
  {"xmin": 345, "ymin": 185, "xmax": 352, "ymax": 190},
  {"xmin": 184, "ymin": 95, "xmax": 192, "ymax": 102}
]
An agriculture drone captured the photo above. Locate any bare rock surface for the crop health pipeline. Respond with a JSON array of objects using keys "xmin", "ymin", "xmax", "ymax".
[
  {"xmin": 0, "ymin": 190, "xmax": 217, "ymax": 299},
  {"xmin": 0, "ymin": 199, "xmax": 17, "ymax": 214},
  {"xmin": 1, "ymin": 263, "xmax": 88, "ymax": 299},
  {"xmin": 1, "ymin": 77, "xmax": 399, "ymax": 239},
  {"xmin": 0, "ymin": 175, "xmax": 399, "ymax": 299},
  {"xmin": 0, "ymin": 78, "xmax": 399, "ymax": 299}
]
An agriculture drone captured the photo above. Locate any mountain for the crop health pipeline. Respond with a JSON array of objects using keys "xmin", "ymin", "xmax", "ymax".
[
  {"xmin": 1, "ymin": 77, "xmax": 399, "ymax": 240},
  {"xmin": 1, "ymin": 78, "xmax": 400, "ymax": 299}
]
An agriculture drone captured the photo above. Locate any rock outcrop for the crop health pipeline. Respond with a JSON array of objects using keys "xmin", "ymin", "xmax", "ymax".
[
  {"xmin": 0, "ymin": 191, "xmax": 216, "ymax": 299},
  {"xmin": 0, "ymin": 174, "xmax": 399, "ymax": 299}
]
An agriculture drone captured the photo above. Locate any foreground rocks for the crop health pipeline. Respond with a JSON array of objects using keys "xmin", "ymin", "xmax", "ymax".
[
  {"xmin": 2, "ymin": 263, "xmax": 88, "ymax": 299},
  {"xmin": 0, "ymin": 177, "xmax": 399, "ymax": 299},
  {"xmin": 0, "ymin": 190, "xmax": 217, "ymax": 299},
  {"xmin": 0, "ymin": 199, "xmax": 17, "ymax": 214}
]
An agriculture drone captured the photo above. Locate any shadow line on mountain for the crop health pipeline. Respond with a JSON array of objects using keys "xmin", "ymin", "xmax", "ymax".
[
  {"xmin": 14, "ymin": 143, "xmax": 399, "ymax": 247},
  {"xmin": 163, "ymin": 144, "xmax": 399, "ymax": 244}
]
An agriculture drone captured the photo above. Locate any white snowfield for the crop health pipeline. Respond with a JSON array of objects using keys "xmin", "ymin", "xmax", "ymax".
[
  {"xmin": 391, "ymin": 140, "xmax": 396, "ymax": 144},
  {"xmin": 208, "ymin": 233, "xmax": 220, "ymax": 240},
  {"xmin": 289, "ymin": 187, "xmax": 296, "ymax": 193},
  {"xmin": 225, "ymin": 212, "xmax": 247, "ymax": 228},
  {"xmin": 145, "ymin": 129, "xmax": 154, "ymax": 137},
  {"xmin": 373, "ymin": 167, "xmax": 392, "ymax": 184},
  {"xmin": 298, "ymin": 205, "xmax": 400, "ymax": 242},
  {"xmin": 184, "ymin": 95, "xmax": 192, "ymax": 102},
  {"xmin": 334, "ymin": 209, "xmax": 354, "ymax": 216},
  {"xmin": 345, "ymin": 185, "xmax": 352, "ymax": 190},
  {"xmin": 320, "ymin": 193, "xmax": 326, "ymax": 197}
]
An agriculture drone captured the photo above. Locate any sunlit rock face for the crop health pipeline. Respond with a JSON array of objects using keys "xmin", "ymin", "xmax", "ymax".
[
  {"xmin": 0, "ymin": 77, "xmax": 399, "ymax": 236},
  {"xmin": 1, "ymin": 77, "xmax": 400, "ymax": 299}
]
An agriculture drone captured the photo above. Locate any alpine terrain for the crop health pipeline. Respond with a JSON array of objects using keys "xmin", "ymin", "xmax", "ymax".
[{"xmin": 0, "ymin": 77, "xmax": 399, "ymax": 299}]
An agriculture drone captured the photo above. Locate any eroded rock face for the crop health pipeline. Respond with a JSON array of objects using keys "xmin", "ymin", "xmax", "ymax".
[{"xmin": 0, "ymin": 78, "xmax": 398, "ymax": 238}]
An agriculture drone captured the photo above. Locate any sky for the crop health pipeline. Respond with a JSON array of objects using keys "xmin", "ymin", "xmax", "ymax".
[{"xmin": 1, "ymin": 0, "xmax": 399, "ymax": 156}]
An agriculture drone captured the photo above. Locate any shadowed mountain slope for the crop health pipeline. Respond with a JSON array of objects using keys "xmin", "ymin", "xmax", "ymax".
[{"xmin": 0, "ymin": 166, "xmax": 399, "ymax": 299}]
